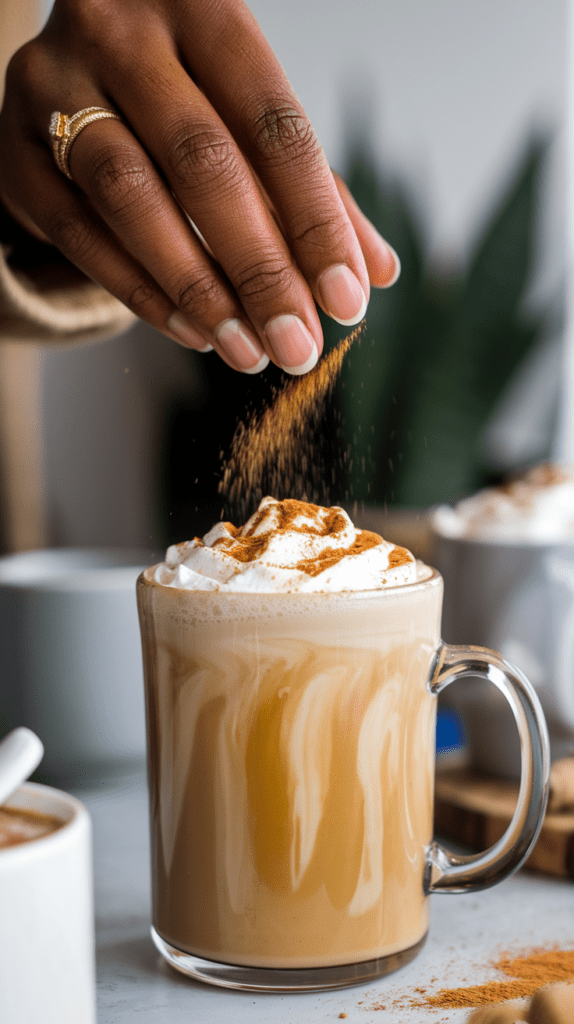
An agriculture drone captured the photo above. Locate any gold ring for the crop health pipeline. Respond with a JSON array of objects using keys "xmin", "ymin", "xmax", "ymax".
[{"xmin": 49, "ymin": 106, "xmax": 123, "ymax": 180}]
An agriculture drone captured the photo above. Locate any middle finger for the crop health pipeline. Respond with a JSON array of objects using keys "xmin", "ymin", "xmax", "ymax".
[
  {"xmin": 64, "ymin": 110, "xmax": 269, "ymax": 372},
  {"xmin": 105, "ymin": 46, "xmax": 323, "ymax": 374}
]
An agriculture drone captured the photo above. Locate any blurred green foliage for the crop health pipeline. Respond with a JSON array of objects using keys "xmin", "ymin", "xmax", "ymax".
[{"xmin": 321, "ymin": 139, "xmax": 550, "ymax": 507}]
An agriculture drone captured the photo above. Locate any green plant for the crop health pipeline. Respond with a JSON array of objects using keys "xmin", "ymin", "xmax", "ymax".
[{"xmin": 321, "ymin": 138, "xmax": 550, "ymax": 507}]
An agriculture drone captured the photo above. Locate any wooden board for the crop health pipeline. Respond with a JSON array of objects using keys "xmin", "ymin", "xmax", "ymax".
[{"xmin": 435, "ymin": 768, "xmax": 574, "ymax": 878}]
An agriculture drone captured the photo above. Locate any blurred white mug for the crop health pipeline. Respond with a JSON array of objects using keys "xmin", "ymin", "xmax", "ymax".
[{"xmin": 0, "ymin": 548, "xmax": 155, "ymax": 782}]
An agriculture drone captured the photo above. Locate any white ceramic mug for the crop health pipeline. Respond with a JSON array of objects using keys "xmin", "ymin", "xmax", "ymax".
[
  {"xmin": 0, "ymin": 781, "xmax": 95, "ymax": 1024},
  {"xmin": 0, "ymin": 548, "xmax": 155, "ymax": 782}
]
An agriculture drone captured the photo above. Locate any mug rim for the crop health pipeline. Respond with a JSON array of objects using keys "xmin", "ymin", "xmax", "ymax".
[{"xmin": 0, "ymin": 782, "xmax": 89, "ymax": 867}]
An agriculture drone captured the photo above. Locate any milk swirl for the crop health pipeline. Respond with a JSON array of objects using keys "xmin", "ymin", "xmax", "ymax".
[
  {"xmin": 151, "ymin": 497, "xmax": 419, "ymax": 593},
  {"xmin": 137, "ymin": 569, "xmax": 441, "ymax": 968}
]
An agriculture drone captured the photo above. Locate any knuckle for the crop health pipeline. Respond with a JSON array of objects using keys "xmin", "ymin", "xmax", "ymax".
[
  {"xmin": 175, "ymin": 273, "xmax": 221, "ymax": 318},
  {"xmin": 48, "ymin": 209, "xmax": 99, "ymax": 262},
  {"xmin": 69, "ymin": 0, "xmax": 125, "ymax": 47},
  {"xmin": 127, "ymin": 279, "xmax": 159, "ymax": 312},
  {"xmin": 4, "ymin": 46, "xmax": 31, "ymax": 92},
  {"xmin": 165, "ymin": 126, "xmax": 240, "ymax": 194},
  {"xmin": 293, "ymin": 215, "xmax": 348, "ymax": 254},
  {"xmin": 53, "ymin": 0, "xmax": 149, "ymax": 71},
  {"xmin": 87, "ymin": 151, "xmax": 155, "ymax": 219},
  {"xmin": 5, "ymin": 40, "xmax": 48, "ymax": 102},
  {"xmin": 251, "ymin": 103, "xmax": 320, "ymax": 164},
  {"xmin": 234, "ymin": 258, "xmax": 295, "ymax": 304}
]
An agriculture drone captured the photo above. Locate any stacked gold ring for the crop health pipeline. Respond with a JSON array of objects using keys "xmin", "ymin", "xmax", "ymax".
[{"xmin": 49, "ymin": 106, "xmax": 123, "ymax": 180}]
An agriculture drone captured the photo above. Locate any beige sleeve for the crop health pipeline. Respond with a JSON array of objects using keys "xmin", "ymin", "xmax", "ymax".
[{"xmin": 0, "ymin": 242, "xmax": 136, "ymax": 346}]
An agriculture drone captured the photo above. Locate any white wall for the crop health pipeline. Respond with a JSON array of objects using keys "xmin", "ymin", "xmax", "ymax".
[
  {"xmin": 560, "ymin": 0, "xmax": 574, "ymax": 460},
  {"xmin": 37, "ymin": 0, "xmax": 568, "ymax": 543}
]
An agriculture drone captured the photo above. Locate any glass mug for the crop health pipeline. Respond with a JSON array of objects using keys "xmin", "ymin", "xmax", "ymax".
[{"xmin": 136, "ymin": 568, "xmax": 549, "ymax": 991}]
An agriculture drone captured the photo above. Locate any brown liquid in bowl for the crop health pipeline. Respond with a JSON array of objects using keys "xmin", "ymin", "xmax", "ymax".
[{"xmin": 0, "ymin": 806, "xmax": 63, "ymax": 849}]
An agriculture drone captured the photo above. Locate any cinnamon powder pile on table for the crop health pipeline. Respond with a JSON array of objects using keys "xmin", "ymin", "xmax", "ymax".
[{"xmin": 404, "ymin": 946, "xmax": 574, "ymax": 1011}]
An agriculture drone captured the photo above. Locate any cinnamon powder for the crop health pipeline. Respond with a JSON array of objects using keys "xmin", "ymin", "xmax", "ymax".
[
  {"xmin": 218, "ymin": 323, "xmax": 365, "ymax": 521},
  {"xmin": 211, "ymin": 499, "xmax": 388, "ymax": 577},
  {"xmin": 292, "ymin": 529, "xmax": 383, "ymax": 577},
  {"xmin": 406, "ymin": 947, "xmax": 574, "ymax": 1011}
]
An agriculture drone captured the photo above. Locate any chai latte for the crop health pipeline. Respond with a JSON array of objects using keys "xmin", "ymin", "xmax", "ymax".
[{"xmin": 138, "ymin": 505, "xmax": 440, "ymax": 969}]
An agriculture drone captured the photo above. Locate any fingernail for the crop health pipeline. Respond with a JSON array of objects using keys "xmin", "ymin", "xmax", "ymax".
[
  {"xmin": 363, "ymin": 227, "xmax": 401, "ymax": 288},
  {"xmin": 381, "ymin": 242, "xmax": 401, "ymax": 288},
  {"xmin": 242, "ymin": 352, "xmax": 270, "ymax": 375},
  {"xmin": 264, "ymin": 314, "xmax": 318, "ymax": 375},
  {"xmin": 318, "ymin": 264, "xmax": 368, "ymax": 326},
  {"xmin": 214, "ymin": 318, "xmax": 268, "ymax": 372},
  {"xmin": 168, "ymin": 312, "xmax": 213, "ymax": 351}
]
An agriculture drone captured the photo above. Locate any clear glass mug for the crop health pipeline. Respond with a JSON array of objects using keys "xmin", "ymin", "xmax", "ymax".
[{"xmin": 136, "ymin": 567, "xmax": 549, "ymax": 992}]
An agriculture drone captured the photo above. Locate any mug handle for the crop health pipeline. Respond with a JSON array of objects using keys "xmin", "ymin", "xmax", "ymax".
[{"xmin": 425, "ymin": 643, "xmax": 550, "ymax": 893}]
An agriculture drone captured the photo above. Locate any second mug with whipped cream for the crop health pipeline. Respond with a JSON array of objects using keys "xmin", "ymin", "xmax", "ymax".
[
  {"xmin": 137, "ymin": 498, "xmax": 549, "ymax": 991},
  {"xmin": 432, "ymin": 464, "xmax": 574, "ymax": 775}
]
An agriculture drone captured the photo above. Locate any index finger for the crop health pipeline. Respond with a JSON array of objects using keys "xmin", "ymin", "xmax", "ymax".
[{"xmin": 177, "ymin": 0, "xmax": 393, "ymax": 327}]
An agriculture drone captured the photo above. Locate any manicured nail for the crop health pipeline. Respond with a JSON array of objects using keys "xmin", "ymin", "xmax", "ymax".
[
  {"xmin": 362, "ymin": 225, "xmax": 402, "ymax": 288},
  {"xmin": 318, "ymin": 264, "xmax": 368, "ymax": 326},
  {"xmin": 242, "ymin": 352, "xmax": 270, "ymax": 375},
  {"xmin": 263, "ymin": 313, "xmax": 317, "ymax": 374},
  {"xmin": 381, "ymin": 243, "xmax": 401, "ymax": 288},
  {"xmin": 214, "ymin": 318, "xmax": 267, "ymax": 372},
  {"xmin": 168, "ymin": 312, "xmax": 213, "ymax": 351},
  {"xmin": 264, "ymin": 314, "xmax": 318, "ymax": 374},
  {"xmin": 281, "ymin": 343, "xmax": 318, "ymax": 375}
]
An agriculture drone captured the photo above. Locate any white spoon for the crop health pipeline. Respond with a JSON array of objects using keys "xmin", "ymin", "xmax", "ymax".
[{"xmin": 0, "ymin": 728, "xmax": 44, "ymax": 807}]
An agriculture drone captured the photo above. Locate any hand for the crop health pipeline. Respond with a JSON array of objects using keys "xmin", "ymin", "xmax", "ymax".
[{"xmin": 0, "ymin": 0, "xmax": 399, "ymax": 374}]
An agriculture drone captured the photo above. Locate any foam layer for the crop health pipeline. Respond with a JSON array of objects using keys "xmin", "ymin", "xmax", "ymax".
[
  {"xmin": 433, "ymin": 463, "xmax": 574, "ymax": 544},
  {"xmin": 149, "ymin": 497, "xmax": 420, "ymax": 592}
]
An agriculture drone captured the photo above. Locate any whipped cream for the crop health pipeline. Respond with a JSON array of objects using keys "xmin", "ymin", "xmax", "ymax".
[
  {"xmin": 433, "ymin": 463, "xmax": 574, "ymax": 543},
  {"xmin": 151, "ymin": 497, "xmax": 419, "ymax": 592}
]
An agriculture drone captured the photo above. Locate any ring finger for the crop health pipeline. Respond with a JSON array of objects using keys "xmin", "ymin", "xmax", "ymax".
[
  {"xmin": 56, "ymin": 105, "xmax": 272, "ymax": 373},
  {"xmin": 101, "ymin": 54, "xmax": 324, "ymax": 374}
]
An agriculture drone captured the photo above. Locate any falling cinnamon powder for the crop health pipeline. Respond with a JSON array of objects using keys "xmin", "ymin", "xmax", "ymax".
[{"xmin": 218, "ymin": 322, "xmax": 365, "ymax": 521}]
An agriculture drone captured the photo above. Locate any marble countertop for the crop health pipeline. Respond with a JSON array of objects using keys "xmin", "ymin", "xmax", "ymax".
[{"xmin": 78, "ymin": 771, "xmax": 574, "ymax": 1024}]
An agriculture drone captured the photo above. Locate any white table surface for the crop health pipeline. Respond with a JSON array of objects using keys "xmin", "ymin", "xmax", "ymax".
[{"xmin": 77, "ymin": 771, "xmax": 574, "ymax": 1024}]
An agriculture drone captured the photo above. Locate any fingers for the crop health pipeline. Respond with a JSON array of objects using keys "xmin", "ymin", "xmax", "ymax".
[
  {"xmin": 10, "ymin": 143, "xmax": 191, "ymax": 342},
  {"xmin": 5, "ymin": 132, "xmax": 267, "ymax": 373},
  {"xmin": 67, "ymin": 115, "xmax": 270, "ymax": 372},
  {"xmin": 100, "ymin": 45, "xmax": 322, "ymax": 374},
  {"xmin": 1, "ymin": 0, "xmax": 401, "ymax": 378},
  {"xmin": 175, "ymin": 0, "xmax": 400, "ymax": 312},
  {"xmin": 332, "ymin": 172, "xmax": 401, "ymax": 289}
]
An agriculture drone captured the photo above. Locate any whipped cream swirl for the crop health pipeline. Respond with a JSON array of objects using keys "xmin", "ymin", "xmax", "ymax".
[
  {"xmin": 433, "ymin": 463, "xmax": 574, "ymax": 543},
  {"xmin": 151, "ymin": 497, "xmax": 418, "ymax": 592}
]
